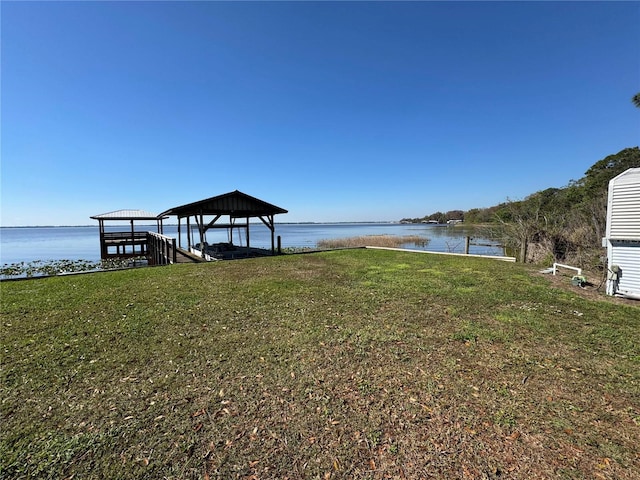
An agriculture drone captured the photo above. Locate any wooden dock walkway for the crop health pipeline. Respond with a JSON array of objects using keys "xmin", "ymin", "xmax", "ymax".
[{"xmin": 174, "ymin": 247, "xmax": 206, "ymax": 263}]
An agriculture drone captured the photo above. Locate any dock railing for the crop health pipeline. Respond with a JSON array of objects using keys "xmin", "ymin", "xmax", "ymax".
[
  {"xmin": 100, "ymin": 231, "xmax": 148, "ymax": 259},
  {"xmin": 147, "ymin": 232, "xmax": 177, "ymax": 265}
]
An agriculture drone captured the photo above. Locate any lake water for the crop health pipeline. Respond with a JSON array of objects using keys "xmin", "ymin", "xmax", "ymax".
[{"xmin": 0, "ymin": 223, "xmax": 504, "ymax": 266}]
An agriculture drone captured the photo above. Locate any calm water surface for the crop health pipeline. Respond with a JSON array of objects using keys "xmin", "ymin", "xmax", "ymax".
[{"xmin": 0, "ymin": 223, "xmax": 503, "ymax": 265}]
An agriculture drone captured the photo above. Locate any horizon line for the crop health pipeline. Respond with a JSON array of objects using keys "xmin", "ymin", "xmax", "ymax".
[{"xmin": 0, "ymin": 220, "xmax": 402, "ymax": 228}]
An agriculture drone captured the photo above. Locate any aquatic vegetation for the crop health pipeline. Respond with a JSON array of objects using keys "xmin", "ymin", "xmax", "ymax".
[
  {"xmin": 0, "ymin": 258, "xmax": 144, "ymax": 279},
  {"xmin": 317, "ymin": 234, "xmax": 429, "ymax": 249}
]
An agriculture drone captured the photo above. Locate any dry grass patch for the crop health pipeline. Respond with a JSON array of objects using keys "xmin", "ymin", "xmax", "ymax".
[{"xmin": 317, "ymin": 235, "xmax": 427, "ymax": 249}]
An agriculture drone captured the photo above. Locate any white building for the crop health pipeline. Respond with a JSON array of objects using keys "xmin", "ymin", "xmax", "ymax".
[{"xmin": 604, "ymin": 167, "xmax": 640, "ymax": 298}]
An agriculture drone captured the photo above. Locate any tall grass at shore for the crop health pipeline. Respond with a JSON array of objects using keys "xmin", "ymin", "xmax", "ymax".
[
  {"xmin": 317, "ymin": 234, "xmax": 428, "ymax": 249},
  {"xmin": 1, "ymin": 249, "xmax": 638, "ymax": 479}
]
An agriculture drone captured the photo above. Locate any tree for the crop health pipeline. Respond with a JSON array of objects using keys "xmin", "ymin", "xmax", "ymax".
[
  {"xmin": 427, "ymin": 212, "xmax": 446, "ymax": 223},
  {"xmin": 633, "ymin": 92, "xmax": 640, "ymax": 108},
  {"xmin": 493, "ymin": 199, "xmax": 539, "ymax": 263},
  {"xmin": 581, "ymin": 147, "xmax": 640, "ymax": 195},
  {"xmin": 505, "ymin": 191, "xmax": 573, "ymax": 262},
  {"xmin": 465, "ymin": 207, "xmax": 496, "ymax": 224},
  {"xmin": 445, "ymin": 210, "xmax": 464, "ymax": 221}
]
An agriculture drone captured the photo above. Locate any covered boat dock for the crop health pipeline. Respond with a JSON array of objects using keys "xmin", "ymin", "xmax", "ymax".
[{"xmin": 158, "ymin": 190, "xmax": 288, "ymax": 260}]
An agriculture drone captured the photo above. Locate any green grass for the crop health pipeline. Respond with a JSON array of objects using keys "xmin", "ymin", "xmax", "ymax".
[{"xmin": 1, "ymin": 249, "xmax": 638, "ymax": 479}]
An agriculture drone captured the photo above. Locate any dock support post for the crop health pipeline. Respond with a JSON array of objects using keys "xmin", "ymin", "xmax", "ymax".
[
  {"xmin": 246, "ymin": 216, "xmax": 250, "ymax": 257},
  {"xmin": 186, "ymin": 217, "xmax": 191, "ymax": 249}
]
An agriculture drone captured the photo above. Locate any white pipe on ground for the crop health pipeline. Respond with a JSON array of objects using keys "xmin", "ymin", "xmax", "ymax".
[{"xmin": 552, "ymin": 263, "xmax": 582, "ymax": 276}]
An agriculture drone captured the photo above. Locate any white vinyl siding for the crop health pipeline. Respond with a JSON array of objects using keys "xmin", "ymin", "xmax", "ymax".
[
  {"xmin": 610, "ymin": 241, "xmax": 640, "ymax": 296},
  {"xmin": 606, "ymin": 168, "xmax": 640, "ymax": 296},
  {"xmin": 608, "ymin": 182, "xmax": 640, "ymax": 239}
]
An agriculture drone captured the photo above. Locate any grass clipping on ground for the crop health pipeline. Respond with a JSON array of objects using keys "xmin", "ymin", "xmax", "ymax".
[{"xmin": 1, "ymin": 249, "xmax": 638, "ymax": 479}]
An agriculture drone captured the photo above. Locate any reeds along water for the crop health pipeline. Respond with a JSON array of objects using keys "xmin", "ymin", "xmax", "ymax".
[{"xmin": 316, "ymin": 235, "xmax": 428, "ymax": 249}]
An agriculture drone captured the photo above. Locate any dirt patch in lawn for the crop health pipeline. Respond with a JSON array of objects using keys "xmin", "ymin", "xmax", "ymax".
[{"xmin": 533, "ymin": 268, "xmax": 639, "ymax": 307}]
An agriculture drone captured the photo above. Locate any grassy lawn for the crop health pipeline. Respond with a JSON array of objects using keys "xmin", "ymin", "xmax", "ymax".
[{"xmin": 1, "ymin": 249, "xmax": 638, "ymax": 479}]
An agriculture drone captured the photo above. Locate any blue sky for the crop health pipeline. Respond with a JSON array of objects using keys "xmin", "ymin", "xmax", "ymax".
[{"xmin": 2, "ymin": 1, "xmax": 639, "ymax": 226}]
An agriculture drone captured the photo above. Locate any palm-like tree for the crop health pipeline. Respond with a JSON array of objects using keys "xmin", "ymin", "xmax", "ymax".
[{"xmin": 633, "ymin": 92, "xmax": 640, "ymax": 108}]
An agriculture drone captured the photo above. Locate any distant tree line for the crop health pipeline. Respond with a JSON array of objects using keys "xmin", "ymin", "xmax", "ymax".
[
  {"xmin": 402, "ymin": 146, "xmax": 640, "ymax": 267},
  {"xmin": 401, "ymin": 210, "xmax": 464, "ymax": 224}
]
